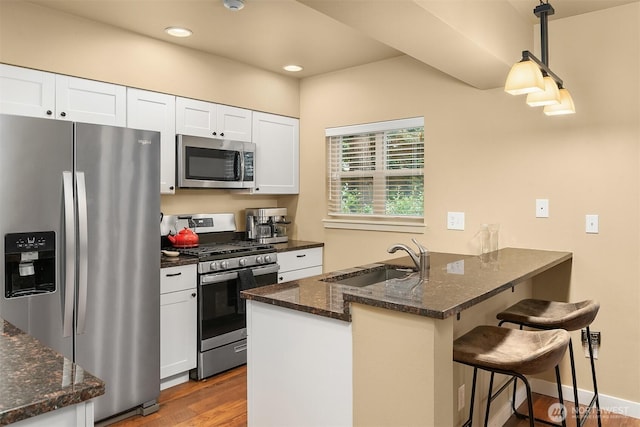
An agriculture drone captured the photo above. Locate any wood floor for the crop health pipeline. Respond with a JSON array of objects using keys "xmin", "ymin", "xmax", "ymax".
[{"xmin": 110, "ymin": 365, "xmax": 639, "ymax": 426}]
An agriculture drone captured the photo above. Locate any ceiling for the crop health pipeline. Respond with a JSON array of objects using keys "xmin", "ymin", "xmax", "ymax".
[{"xmin": 23, "ymin": 0, "xmax": 639, "ymax": 89}]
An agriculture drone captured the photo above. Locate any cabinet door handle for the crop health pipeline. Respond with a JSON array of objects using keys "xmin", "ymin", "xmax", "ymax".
[
  {"xmin": 296, "ymin": 254, "xmax": 307, "ymax": 258},
  {"xmin": 191, "ymin": 292, "xmax": 197, "ymax": 298},
  {"xmin": 60, "ymin": 111, "xmax": 66, "ymax": 117},
  {"xmin": 46, "ymin": 110, "xmax": 53, "ymax": 116},
  {"xmin": 165, "ymin": 272, "xmax": 182, "ymax": 277}
]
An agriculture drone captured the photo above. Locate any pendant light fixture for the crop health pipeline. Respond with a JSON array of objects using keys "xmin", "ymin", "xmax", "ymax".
[{"xmin": 504, "ymin": 1, "xmax": 575, "ymax": 115}]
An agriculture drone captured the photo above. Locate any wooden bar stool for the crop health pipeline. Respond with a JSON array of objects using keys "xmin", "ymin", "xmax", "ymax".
[
  {"xmin": 454, "ymin": 325, "xmax": 570, "ymax": 427},
  {"xmin": 497, "ymin": 299, "xmax": 601, "ymax": 427}
]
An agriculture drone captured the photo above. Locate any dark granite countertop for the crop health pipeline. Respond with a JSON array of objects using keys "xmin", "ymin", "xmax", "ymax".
[
  {"xmin": 0, "ymin": 319, "xmax": 105, "ymax": 426},
  {"xmin": 161, "ymin": 253, "xmax": 199, "ymax": 269},
  {"xmin": 242, "ymin": 247, "xmax": 572, "ymax": 322},
  {"xmin": 273, "ymin": 240, "xmax": 324, "ymax": 253}
]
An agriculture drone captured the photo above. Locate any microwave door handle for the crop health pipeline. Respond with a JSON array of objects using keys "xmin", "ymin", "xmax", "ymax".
[{"xmin": 235, "ymin": 151, "xmax": 243, "ymax": 181}]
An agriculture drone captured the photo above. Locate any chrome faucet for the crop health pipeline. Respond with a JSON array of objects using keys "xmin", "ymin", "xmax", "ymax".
[{"xmin": 387, "ymin": 238, "xmax": 430, "ymax": 280}]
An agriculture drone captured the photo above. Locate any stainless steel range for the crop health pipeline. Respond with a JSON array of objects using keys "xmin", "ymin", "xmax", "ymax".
[{"xmin": 161, "ymin": 213, "xmax": 278, "ymax": 380}]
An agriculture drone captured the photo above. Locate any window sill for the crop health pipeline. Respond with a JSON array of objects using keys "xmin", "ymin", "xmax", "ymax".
[{"xmin": 322, "ymin": 218, "xmax": 426, "ymax": 234}]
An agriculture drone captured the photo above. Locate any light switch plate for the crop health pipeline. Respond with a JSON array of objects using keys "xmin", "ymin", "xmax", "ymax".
[
  {"xmin": 447, "ymin": 212, "xmax": 465, "ymax": 230},
  {"xmin": 586, "ymin": 214, "xmax": 599, "ymax": 233},
  {"xmin": 536, "ymin": 199, "xmax": 549, "ymax": 218}
]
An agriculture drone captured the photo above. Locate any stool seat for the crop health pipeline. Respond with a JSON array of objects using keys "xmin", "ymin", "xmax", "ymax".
[
  {"xmin": 454, "ymin": 325, "xmax": 570, "ymax": 376},
  {"xmin": 497, "ymin": 299, "xmax": 599, "ymax": 331}
]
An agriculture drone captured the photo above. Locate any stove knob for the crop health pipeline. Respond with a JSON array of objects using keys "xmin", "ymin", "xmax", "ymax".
[
  {"xmin": 221, "ymin": 261, "xmax": 229, "ymax": 270},
  {"xmin": 210, "ymin": 262, "xmax": 219, "ymax": 271},
  {"xmin": 255, "ymin": 256, "xmax": 263, "ymax": 264},
  {"xmin": 264, "ymin": 255, "xmax": 272, "ymax": 263},
  {"xmin": 239, "ymin": 258, "xmax": 247, "ymax": 267}
]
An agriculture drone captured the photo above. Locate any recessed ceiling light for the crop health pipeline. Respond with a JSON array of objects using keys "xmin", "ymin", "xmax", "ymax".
[
  {"xmin": 223, "ymin": 0, "xmax": 245, "ymax": 11},
  {"xmin": 283, "ymin": 65, "xmax": 303, "ymax": 72},
  {"xmin": 165, "ymin": 27, "xmax": 193, "ymax": 38}
]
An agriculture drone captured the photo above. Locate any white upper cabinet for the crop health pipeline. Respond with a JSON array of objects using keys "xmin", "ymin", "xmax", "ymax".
[
  {"xmin": 55, "ymin": 75, "xmax": 126, "ymax": 126},
  {"xmin": 0, "ymin": 64, "xmax": 56, "ymax": 118},
  {"xmin": 218, "ymin": 104, "xmax": 252, "ymax": 142},
  {"xmin": 0, "ymin": 64, "xmax": 126, "ymax": 126},
  {"xmin": 252, "ymin": 112, "xmax": 300, "ymax": 194},
  {"xmin": 127, "ymin": 88, "xmax": 176, "ymax": 194},
  {"xmin": 175, "ymin": 97, "xmax": 252, "ymax": 142}
]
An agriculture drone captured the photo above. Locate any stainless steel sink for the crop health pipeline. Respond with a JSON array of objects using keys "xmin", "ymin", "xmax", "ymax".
[{"xmin": 327, "ymin": 267, "xmax": 414, "ymax": 288}]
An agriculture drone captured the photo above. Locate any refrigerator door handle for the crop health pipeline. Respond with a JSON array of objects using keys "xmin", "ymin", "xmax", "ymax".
[
  {"xmin": 62, "ymin": 171, "xmax": 75, "ymax": 338},
  {"xmin": 76, "ymin": 171, "xmax": 89, "ymax": 335}
]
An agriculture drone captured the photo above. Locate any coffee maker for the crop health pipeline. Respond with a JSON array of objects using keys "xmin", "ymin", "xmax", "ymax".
[{"xmin": 246, "ymin": 208, "xmax": 290, "ymax": 244}]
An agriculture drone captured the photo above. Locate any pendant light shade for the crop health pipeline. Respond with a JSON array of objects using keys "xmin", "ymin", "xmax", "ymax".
[
  {"xmin": 526, "ymin": 76, "xmax": 561, "ymax": 106},
  {"xmin": 504, "ymin": 60, "xmax": 545, "ymax": 95},
  {"xmin": 543, "ymin": 89, "xmax": 575, "ymax": 115}
]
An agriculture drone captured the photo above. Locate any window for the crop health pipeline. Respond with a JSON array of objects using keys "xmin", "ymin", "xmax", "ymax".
[{"xmin": 325, "ymin": 117, "xmax": 424, "ymax": 230}]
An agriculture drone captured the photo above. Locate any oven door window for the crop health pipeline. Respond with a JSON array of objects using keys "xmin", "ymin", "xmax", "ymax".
[
  {"xmin": 185, "ymin": 146, "xmax": 240, "ymax": 182},
  {"xmin": 199, "ymin": 270, "xmax": 276, "ymax": 342}
]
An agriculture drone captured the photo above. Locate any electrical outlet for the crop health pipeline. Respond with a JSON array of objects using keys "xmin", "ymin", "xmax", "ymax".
[
  {"xmin": 447, "ymin": 212, "xmax": 465, "ymax": 230},
  {"xmin": 581, "ymin": 329, "xmax": 601, "ymax": 359},
  {"xmin": 458, "ymin": 384, "xmax": 465, "ymax": 411},
  {"xmin": 536, "ymin": 199, "xmax": 549, "ymax": 218}
]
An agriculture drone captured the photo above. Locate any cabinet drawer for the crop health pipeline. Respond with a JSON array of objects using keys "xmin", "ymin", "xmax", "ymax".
[
  {"xmin": 277, "ymin": 247, "xmax": 323, "ymax": 273},
  {"xmin": 161, "ymin": 264, "xmax": 197, "ymax": 294},
  {"xmin": 278, "ymin": 266, "xmax": 323, "ymax": 283}
]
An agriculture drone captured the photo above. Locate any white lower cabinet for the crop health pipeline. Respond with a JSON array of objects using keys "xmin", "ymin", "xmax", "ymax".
[
  {"xmin": 277, "ymin": 247, "xmax": 323, "ymax": 283},
  {"xmin": 160, "ymin": 264, "xmax": 197, "ymax": 390},
  {"xmin": 11, "ymin": 402, "xmax": 94, "ymax": 427},
  {"xmin": 246, "ymin": 300, "xmax": 352, "ymax": 426}
]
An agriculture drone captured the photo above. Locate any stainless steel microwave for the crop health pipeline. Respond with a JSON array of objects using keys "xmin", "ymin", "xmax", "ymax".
[{"xmin": 177, "ymin": 135, "xmax": 255, "ymax": 189}]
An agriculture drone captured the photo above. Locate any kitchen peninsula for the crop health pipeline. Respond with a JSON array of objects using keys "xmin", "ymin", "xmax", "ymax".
[
  {"xmin": 242, "ymin": 247, "xmax": 572, "ymax": 426},
  {"xmin": 0, "ymin": 319, "xmax": 104, "ymax": 426}
]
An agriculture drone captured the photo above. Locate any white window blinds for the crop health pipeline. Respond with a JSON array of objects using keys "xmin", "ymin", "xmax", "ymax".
[{"xmin": 326, "ymin": 117, "xmax": 424, "ymax": 219}]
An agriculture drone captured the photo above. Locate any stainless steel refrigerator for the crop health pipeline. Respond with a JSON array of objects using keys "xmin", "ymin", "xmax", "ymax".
[{"xmin": 0, "ymin": 114, "xmax": 160, "ymax": 422}]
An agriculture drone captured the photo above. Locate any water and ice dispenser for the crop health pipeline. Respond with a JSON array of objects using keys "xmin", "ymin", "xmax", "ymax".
[{"xmin": 4, "ymin": 231, "xmax": 56, "ymax": 298}]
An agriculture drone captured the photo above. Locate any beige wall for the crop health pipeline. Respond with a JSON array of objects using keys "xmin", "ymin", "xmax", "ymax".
[
  {"xmin": 298, "ymin": 4, "xmax": 640, "ymax": 403},
  {"xmin": 0, "ymin": 1, "xmax": 299, "ymax": 117},
  {"xmin": 1, "ymin": 0, "xmax": 638, "ymax": 406}
]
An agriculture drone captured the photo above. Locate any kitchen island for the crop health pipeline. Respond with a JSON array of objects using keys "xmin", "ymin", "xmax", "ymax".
[
  {"xmin": 0, "ymin": 319, "xmax": 105, "ymax": 426},
  {"xmin": 242, "ymin": 247, "xmax": 572, "ymax": 426}
]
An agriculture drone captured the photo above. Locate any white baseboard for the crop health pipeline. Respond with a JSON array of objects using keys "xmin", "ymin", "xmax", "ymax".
[
  {"xmin": 480, "ymin": 378, "xmax": 640, "ymax": 426},
  {"xmin": 529, "ymin": 378, "xmax": 640, "ymax": 420}
]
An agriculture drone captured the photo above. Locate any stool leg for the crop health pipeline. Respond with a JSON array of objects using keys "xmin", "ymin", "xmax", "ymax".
[
  {"xmin": 463, "ymin": 367, "xmax": 479, "ymax": 427},
  {"xmin": 586, "ymin": 326, "xmax": 602, "ymax": 427},
  {"xmin": 555, "ymin": 365, "xmax": 567, "ymax": 427},
  {"xmin": 518, "ymin": 374, "xmax": 536, "ymax": 427},
  {"xmin": 568, "ymin": 339, "xmax": 581, "ymax": 426},
  {"xmin": 511, "ymin": 376, "xmax": 521, "ymax": 417},
  {"xmin": 484, "ymin": 372, "xmax": 495, "ymax": 427}
]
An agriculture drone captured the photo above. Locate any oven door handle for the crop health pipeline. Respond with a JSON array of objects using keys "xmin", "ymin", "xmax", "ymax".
[
  {"xmin": 200, "ymin": 264, "xmax": 280, "ymax": 285},
  {"xmin": 201, "ymin": 271, "xmax": 238, "ymax": 285}
]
